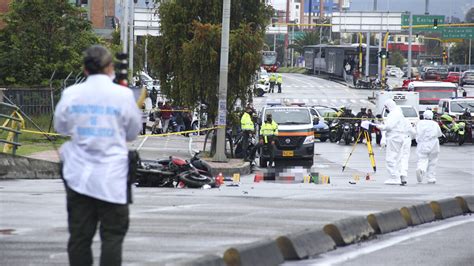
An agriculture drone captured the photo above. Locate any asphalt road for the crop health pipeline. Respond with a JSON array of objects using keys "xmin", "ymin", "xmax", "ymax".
[
  {"xmin": 1, "ymin": 74, "xmax": 473, "ymax": 265},
  {"xmin": 287, "ymin": 215, "xmax": 474, "ymax": 266}
]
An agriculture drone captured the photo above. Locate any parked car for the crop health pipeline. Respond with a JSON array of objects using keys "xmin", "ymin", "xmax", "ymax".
[
  {"xmin": 446, "ymin": 72, "xmax": 461, "ymax": 83},
  {"xmin": 403, "ymin": 67, "xmax": 420, "ymax": 78},
  {"xmin": 388, "ymin": 67, "xmax": 404, "ymax": 77},
  {"xmin": 461, "ymin": 70, "xmax": 474, "ymax": 86},
  {"xmin": 435, "ymin": 67, "xmax": 449, "ymax": 80},
  {"xmin": 423, "ymin": 68, "xmax": 439, "ymax": 80}
]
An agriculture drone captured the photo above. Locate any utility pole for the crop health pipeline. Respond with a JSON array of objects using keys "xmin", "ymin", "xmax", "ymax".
[
  {"xmin": 425, "ymin": 0, "xmax": 429, "ymax": 15},
  {"xmin": 308, "ymin": 0, "xmax": 312, "ymax": 28},
  {"xmin": 408, "ymin": 12, "xmax": 413, "ymax": 78},
  {"xmin": 320, "ymin": 0, "xmax": 324, "ymax": 19},
  {"xmin": 129, "ymin": 1, "xmax": 135, "ymax": 81},
  {"xmin": 373, "ymin": 0, "xmax": 377, "ymax": 11},
  {"xmin": 122, "ymin": 0, "xmax": 129, "ymax": 54},
  {"xmin": 213, "ymin": 0, "xmax": 231, "ymax": 162},
  {"xmin": 284, "ymin": 0, "xmax": 290, "ymax": 67},
  {"xmin": 469, "ymin": 39, "xmax": 472, "ymax": 70},
  {"xmin": 365, "ymin": 32, "xmax": 370, "ymax": 78}
]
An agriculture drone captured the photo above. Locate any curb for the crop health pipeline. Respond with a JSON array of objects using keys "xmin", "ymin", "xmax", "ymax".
[
  {"xmin": 206, "ymin": 160, "xmax": 251, "ymax": 177},
  {"xmin": 223, "ymin": 239, "xmax": 284, "ymax": 266},
  {"xmin": 455, "ymin": 195, "xmax": 474, "ymax": 213},
  {"xmin": 276, "ymin": 229, "xmax": 336, "ymax": 260},
  {"xmin": 430, "ymin": 198, "xmax": 464, "ymax": 219},
  {"xmin": 0, "ymin": 153, "xmax": 60, "ymax": 179},
  {"xmin": 323, "ymin": 216, "xmax": 375, "ymax": 246},
  {"xmin": 367, "ymin": 208, "xmax": 408, "ymax": 234},
  {"xmin": 400, "ymin": 203, "xmax": 436, "ymax": 226}
]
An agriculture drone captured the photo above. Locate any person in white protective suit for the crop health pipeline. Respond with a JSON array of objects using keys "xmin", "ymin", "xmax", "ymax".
[
  {"xmin": 376, "ymin": 99, "xmax": 412, "ymax": 185},
  {"xmin": 416, "ymin": 110, "xmax": 443, "ymax": 184},
  {"xmin": 400, "ymin": 118, "xmax": 416, "ymax": 185}
]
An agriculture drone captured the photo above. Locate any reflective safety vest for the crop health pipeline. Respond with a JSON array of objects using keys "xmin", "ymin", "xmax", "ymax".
[
  {"xmin": 269, "ymin": 75, "xmax": 277, "ymax": 83},
  {"xmin": 241, "ymin": 112, "xmax": 254, "ymax": 131},
  {"xmin": 260, "ymin": 120, "xmax": 278, "ymax": 143},
  {"xmin": 276, "ymin": 75, "xmax": 283, "ymax": 84}
]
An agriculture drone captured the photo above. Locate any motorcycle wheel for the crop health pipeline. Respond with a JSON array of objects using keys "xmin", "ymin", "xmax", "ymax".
[
  {"xmin": 178, "ymin": 171, "xmax": 216, "ymax": 188},
  {"xmin": 320, "ymin": 137, "xmax": 327, "ymax": 142},
  {"xmin": 344, "ymin": 135, "xmax": 351, "ymax": 145},
  {"xmin": 439, "ymin": 136, "xmax": 447, "ymax": 145},
  {"xmin": 329, "ymin": 131, "xmax": 338, "ymax": 143}
]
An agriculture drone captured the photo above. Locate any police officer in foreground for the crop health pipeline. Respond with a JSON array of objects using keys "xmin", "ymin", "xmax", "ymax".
[
  {"xmin": 54, "ymin": 45, "xmax": 141, "ymax": 266},
  {"xmin": 259, "ymin": 113, "xmax": 278, "ymax": 167}
]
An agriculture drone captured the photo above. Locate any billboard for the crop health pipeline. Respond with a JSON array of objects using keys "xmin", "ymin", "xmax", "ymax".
[
  {"xmin": 304, "ymin": 0, "xmax": 339, "ymax": 14},
  {"xmin": 332, "ymin": 12, "xmax": 402, "ymax": 33}
]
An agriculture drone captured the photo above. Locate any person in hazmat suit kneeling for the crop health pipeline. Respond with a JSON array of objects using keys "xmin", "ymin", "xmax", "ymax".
[
  {"xmin": 416, "ymin": 110, "xmax": 443, "ymax": 184},
  {"xmin": 376, "ymin": 99, "xmax": 412, "ymax": 185}
]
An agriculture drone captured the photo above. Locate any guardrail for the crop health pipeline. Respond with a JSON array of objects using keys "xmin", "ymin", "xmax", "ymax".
[{"xmin": 0, "ymin": 102, "xmax": 24, "ymax": 155}]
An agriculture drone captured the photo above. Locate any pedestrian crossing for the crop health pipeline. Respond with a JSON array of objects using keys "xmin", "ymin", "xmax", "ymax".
[{"xmin": 252, "ymin": 97, "xmax": 373, "ymax": 109}]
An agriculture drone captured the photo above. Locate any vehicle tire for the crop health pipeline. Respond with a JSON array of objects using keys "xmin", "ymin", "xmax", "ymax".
[
  {"xmin": 178, "ymin": 171, "xmax": 215, "ymax": 188},
  {"xmin": 344, "ymin": 135, "xmax": 351, "ymax": 145},
  {"xmin": 259, "ymin": 156, "xmax": 268, "ymax": 168},
  {"xmin": 256, "ymin": 88, "xmax": 265, "ymax": 97},
  {"xmin": 329, "ymin": 131, "xmax": 338, "ymax": 143},
  {"xmin": 439, "ymin": 136, "xmax": 447, "ymax": 145},
  {"xmin": 320, "ymin": 137, "xmax": 327, "ymax": 142}
]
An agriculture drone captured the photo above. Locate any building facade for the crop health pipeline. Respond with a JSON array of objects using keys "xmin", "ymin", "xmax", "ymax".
[{"xmin": 71, "ymin": 0, "xmax": 116, "ymax": 38}]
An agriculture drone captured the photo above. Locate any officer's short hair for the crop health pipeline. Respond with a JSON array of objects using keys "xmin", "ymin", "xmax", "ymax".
[{"xmin": 83, "ymin": 45, "xmax": 113, "ymax": 75}]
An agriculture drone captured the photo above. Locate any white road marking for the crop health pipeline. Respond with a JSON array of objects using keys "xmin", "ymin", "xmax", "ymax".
[
  {"xmin": 137, "ymin": 135, "xmax": 149, "ymax": 151},
  {"xmin": 307, "ymin": 217, "xmax": 474, "ymax": 266}
]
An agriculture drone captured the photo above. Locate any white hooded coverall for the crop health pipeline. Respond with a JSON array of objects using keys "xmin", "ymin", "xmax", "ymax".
[
  {"xmin": 400, "ymin": 118, "xmax": 416, "ymax": 180},
  {"xmin": 377, "ymin": 99, "xmax": 411, "ymax": 184},
  {"xmin": 416, "ymin": 110, "xmax": 443, "ymax": 183}
]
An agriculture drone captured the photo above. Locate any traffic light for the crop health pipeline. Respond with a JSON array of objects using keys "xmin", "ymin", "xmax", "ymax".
[
  {"xmin": 115, "ymin": 52, "xmax": 128, "ymax": 86},
  {"xmin": 379, "ymin": 48, "xmax": 388, "ymax": 59},
  {"xmin": 433, "ymin": 18, "xmax": 438, "ymax": 29}
]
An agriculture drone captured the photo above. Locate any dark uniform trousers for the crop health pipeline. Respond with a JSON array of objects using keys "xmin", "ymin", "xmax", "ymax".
[
  {"xmin": 262, "ymin": 135, "xmax": 276, "ymax": 166},
  {"xmin": 66, "ymin": 186, "xmax": 129, "ymax": 266}
]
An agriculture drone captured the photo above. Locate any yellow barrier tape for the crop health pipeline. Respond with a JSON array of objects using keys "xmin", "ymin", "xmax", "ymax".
[
  {"xmin": 138, "ymin": 126, "xmax": 224, "ymax": 137},
  {"xmin": 20, "ymin": 126, "xmax": 225, "ymax": 138}
]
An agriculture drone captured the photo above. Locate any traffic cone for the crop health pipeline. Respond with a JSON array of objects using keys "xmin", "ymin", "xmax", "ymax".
[
  {"xmin": 254, "ymin": 172, "xmax": 264, "ymax": 183},
  {"xmin": 215, "ymin": 173, "xmax": 224, "ymax": 186}
]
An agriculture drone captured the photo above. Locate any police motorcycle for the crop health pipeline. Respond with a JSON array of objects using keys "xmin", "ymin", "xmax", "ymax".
[
  {"xmin": 341, "ymin": 122, "xmax": 355, "ymax": 145},
  {"xmin": 136, "ymin": 151, "xmax": 215, "ymax": 188},
  {"xmin": 438, "ymin": 114, "xmax": 466, "ymax": 146}
]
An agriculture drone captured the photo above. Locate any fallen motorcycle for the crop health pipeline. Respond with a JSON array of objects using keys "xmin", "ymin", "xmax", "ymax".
[{"xmin": 136, "ymin": 152, "xmax": 215, "ymax": 188}]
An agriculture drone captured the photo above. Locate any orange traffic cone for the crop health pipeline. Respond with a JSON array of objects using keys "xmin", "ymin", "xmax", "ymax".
[
  {"xmin": 254, "ymin": 172, "xmax": 264, "ymax": 183},
  {"xmin": 215, "ymin": 173, "xmax": 224, "ymax": 186}
]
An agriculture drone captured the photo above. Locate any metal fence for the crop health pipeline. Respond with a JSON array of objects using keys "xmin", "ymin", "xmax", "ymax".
[{"xmin": 1, "ymin": 87, "xmax": 55, "ymax": 116}]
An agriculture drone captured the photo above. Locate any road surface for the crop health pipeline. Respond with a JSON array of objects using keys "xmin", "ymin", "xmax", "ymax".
[{"xmin": 1, "ymin": 73, "xmax": 473, "ymax": 265}]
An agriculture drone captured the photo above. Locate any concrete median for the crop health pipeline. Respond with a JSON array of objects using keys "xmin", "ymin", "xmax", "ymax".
[
  {"xmin": 430, "ymin": 198, "xmax": 464, "ymax": 219},
  {"xmin": 400, "ymin": 203, "xmax": 436, "ymax": 226},
  {"xmin": 0, "ymin": 153, "xmax": 60, "ymax": 179},
  {"xmin": 223, "ymin": 239, "xmax": 284, "ymax": 266},
  {"xmin": 367, "ymin": 209, "xmax": 408, "ymax": 234},
  {"xmin": 174, "ymin": 255, "xmax": 225, "ymax": 266},
  {"xmin": 323, "ymin": 216, "xmax": 375, "ymax": 246},
  {"xmin": 455, "ymin": 195, "xmax": 474, "ymax": 213},
  {"xmin": 276, "ymin": 229, "xmax": 336, "ymax": 260}
]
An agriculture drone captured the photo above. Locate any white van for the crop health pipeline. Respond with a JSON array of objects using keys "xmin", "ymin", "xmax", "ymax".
[{"xmin": 437, "ymin": 98, "xmax": 474, "ymax": 117}]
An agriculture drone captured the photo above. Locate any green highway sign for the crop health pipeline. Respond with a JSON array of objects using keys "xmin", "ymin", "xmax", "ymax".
[
  {"xmin": 401, "ymin": 14, "xmax": 445, "ymax": 26},
  {"xmin": 442, "ymin": 27, "xmax": 474, "ymax": 39}
]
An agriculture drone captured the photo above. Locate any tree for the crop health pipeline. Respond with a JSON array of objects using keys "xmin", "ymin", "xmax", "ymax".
[
  {"xmin": 0, "ymin": 0, "xmax": 100, "ymax": 86},
  {"xmin": 465, "ymin": 7, "xmax": 474, "ymax": 23},
  {"xmin": 389, "ymin": 51, "xmax": 405, "ymax": 68},
  {"xmin": 288, "ymin": 30, "xmax": 320, "ymax": 55},
  {"xmin": 155, "ymin": 0, "xmax": 273, "ymax": 123}
]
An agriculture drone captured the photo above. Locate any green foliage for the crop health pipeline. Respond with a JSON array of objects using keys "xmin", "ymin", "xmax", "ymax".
[
  {"xmin": 288, "ymin": 30, "xmax": 320, "ymax": 54},
  {"xmin": 277, "ymin": 67, "xmax": 306, "ymax": 74},
  {"xmin": 155, "ymin": 0, "xmax": 273, "ymax": 123},
  {"xmin": 0, "ymin": 0, "xmax": 101, "ymax": 86},
  {"xmin": 450, "ymin": 41, "xmax": 474, "ymax": 65},
  {"xmin": 388, "ymin": 51, "xmax": 405, "ymax": 68}
]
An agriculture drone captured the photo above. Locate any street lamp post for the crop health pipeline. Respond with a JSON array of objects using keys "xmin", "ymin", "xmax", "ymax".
[{"xmin": 213, "ymin": 0, "xmax": 231, "ymax": 162}]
